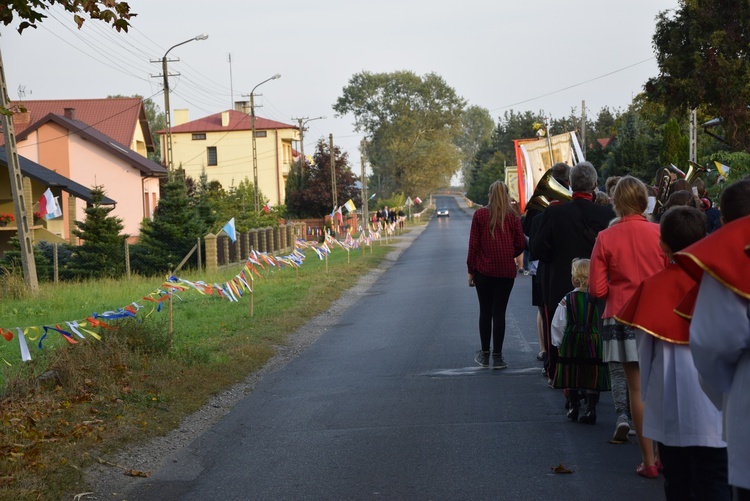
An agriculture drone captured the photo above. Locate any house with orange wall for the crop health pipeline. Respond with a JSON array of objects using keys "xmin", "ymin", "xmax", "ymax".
[
  {"xmin": 13, "ymin": 110, "xmax": 166, "ymax": 242},
  {"xmin": 5, "ymin": 97, "xmax": 155, "ymax": 158},
  {"xmin": 163, "ymin": 103, "xmax": 299, "ymax": 206}
]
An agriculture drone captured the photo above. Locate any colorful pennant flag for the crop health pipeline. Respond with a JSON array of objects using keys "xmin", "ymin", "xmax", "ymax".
[
  {"xmin": 343, "ymin": 199, "xmax": 357, "ymax": 213},
  {"xmin": 222, "ymin": 217, "xmax": 237, "ymax": 243},
  {"xmin": 713, "ymin": 161, "xmax": 730, "ymax": 176}
]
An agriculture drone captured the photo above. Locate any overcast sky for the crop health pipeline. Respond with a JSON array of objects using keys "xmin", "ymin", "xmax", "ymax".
[{"xmin": 3, "ymin": 0, "xmax": 678, "ymax": 173}]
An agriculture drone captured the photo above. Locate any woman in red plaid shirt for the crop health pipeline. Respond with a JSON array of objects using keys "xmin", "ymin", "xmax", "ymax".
[{"xmin": 467, "ymin": 181, "xmax": 527, "ymax": 369}]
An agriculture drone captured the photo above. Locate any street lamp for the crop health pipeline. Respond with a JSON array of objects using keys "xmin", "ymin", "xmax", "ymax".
[
  {"xmin": 250, "ymin": 73, "xmax": 281, "ymax": 212},
  {"xmin": 161, "ymin": 33, "xmax": 208, "ymax": 170}
]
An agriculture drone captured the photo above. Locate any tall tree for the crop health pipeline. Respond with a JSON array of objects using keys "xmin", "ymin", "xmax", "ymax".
[
  {"xmin": 455, "ymin": 105, "xmax": 494, "ymax": 188},
  {"xmin": 0, "ymin": 1, "xmax": 134, "ymax": 33},
  {"xmin": 658, "ymin": 118, "xmax": 688, "ymax": 168},
  {"xmin": 285, "ymin": 139, "xmax": 359, "ymax": 218},
  {"xmin": 646, "ymin": 0, "xmax": 750, "ymax": 151},
  {"xmin": 131, "ymin": 173, "xmax": 206, "ymax": 275},
  {"xmin": 65, "ymin": 185, "xmax": 128, "ymax": 279},
  {"xmin": 334, "ymin": 71, "xmax": 465, "ymax": 197}
]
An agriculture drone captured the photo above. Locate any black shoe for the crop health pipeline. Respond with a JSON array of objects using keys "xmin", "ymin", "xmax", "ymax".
[
  {"xmin": 492, "ymin": 353, "xmax": 508, "ymax": 370},
  {"xmin": 567, "ymin": 405, "xmax": 579, "ymax": 421},
  {"xmin": 579, "ymin": 408, "xmax": 597, "ymax": 425},
  {"xmin": 474, "ymin": 350, "xmax": 490, "ymax": 367}
]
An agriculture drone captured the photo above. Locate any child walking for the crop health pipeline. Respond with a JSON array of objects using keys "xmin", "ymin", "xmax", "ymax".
[
  {"xmin": 617, "ymin": 206, "xmax": 729, "ymax": 497},
  {"xmin": 551, "ymin": 258, "xmax": 610, "ymax": 423}
]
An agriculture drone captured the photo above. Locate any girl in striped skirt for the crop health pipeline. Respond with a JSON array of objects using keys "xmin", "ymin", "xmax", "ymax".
[{"xmin": 551, "ymin": 258, "xmax": 611, "ymax": 424}]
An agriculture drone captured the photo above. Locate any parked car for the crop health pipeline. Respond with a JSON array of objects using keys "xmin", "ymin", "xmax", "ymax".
[{"xmin": 436, "ymin": 207, "xmax": 450, "ymax": 217}]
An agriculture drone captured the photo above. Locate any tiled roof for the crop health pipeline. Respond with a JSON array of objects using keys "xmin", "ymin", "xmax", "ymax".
[
  {"xmin": 3, "ymin": 98, "xmax": 152, "ymax": 151},
  {"xmin": 17, "ymin": 113, "xmax": 167, "ymax": 177},
  {"xmin": 0, "ymin": 147, "xmax": 116, "ymax": 205},
  {"xmin": 165, "ymin": 109, "xmax": 297, "ymax": 134}
]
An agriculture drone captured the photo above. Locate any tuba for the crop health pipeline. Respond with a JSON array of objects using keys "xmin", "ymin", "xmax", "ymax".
[
  {"xmin": 525, "ymin": 169, "xmax": 573, "ymax": 212},
  {"xmin": 686, "ymin": 160, "xmax": 709, "ymax": 183},
  {"xmin": 654, "ymin": 164, "xmax": 685, "ymax": 215}
]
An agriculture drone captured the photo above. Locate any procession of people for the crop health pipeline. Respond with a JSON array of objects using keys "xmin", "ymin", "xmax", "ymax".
[{"xmin": 467, "ymin": 162, "xmax": 750, "ymax": 501}]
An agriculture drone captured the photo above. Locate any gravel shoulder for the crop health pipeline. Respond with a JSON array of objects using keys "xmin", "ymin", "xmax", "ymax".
[{"xmin": 83, "ymin": 225, "xmax": 427, "ymax": 500}]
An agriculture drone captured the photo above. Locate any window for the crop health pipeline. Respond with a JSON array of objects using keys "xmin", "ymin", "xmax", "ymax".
[
  {"xmin": 254, "ymin": 130, "xmax": 267, "ymax": 138},
  {"xmin": 192, "ymin": 133, "xmax": 206, "ymax": 140},
  {"xmin": 207, "ymin": 146, "xmax": 217, "ymax": 166}
]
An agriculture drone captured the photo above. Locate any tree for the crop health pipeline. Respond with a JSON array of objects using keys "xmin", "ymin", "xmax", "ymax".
[
  {"xmin": 646, "ymin": 0, "xmax": 750, "ymax": 151},
  {"xmin": 131, "ymin": 172, "xmax": 206, "ymax": 275},
  {"xmin": 465, "ymin": 152, "xmax": 506, "ymax": 206},
  {"xmin": 334, "ymin": 71, "xmax": 465, "ymax": 197},
  {"xmin": 658, "ymin": 118, "xmax": 688, "ymax": 168},
  {"xmin": 65, "ymin": 185, "xmax": 128, "ymax": 279},
  {"xmin": 455, "ymin": 105, "xmax": 494, "ymax": 187},
  {"xmin": 0, "ymin": 0, "xmax": 135, "ymax": 33},
  {"xmin": 285, "ymin": 139, "xmax": 359, "ymax": 218}
]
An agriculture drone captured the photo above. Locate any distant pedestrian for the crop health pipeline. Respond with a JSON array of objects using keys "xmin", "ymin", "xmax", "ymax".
[{"xmin": 467, "ymin": 181, "xmax": 526, "ymax": 369}]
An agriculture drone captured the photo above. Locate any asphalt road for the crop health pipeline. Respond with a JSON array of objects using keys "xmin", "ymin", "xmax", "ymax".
[{"xmin": 126, "ymin": 195, "xmax": 663, "ymax": 500}]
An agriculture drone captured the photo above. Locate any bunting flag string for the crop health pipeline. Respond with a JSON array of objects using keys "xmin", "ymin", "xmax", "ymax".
[{"xmin": 0, "ymin": 232, "xmax": 371, "ymax": 364}]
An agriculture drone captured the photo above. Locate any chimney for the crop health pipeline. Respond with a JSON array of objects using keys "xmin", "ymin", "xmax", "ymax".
[
  {"xmin": 174, "ymin": 109, "xmax": 189, "ymax": 126},
  {"xmin": 221, "ymin": 111, "xmax": 230, "ymax": 127},
  {"xmin": 234, "ymin": 101, "xmax": 251, "ymax": 114},
  {"xmin": 12, "ymin": 110, "xmax": 31, "ymax": 127},
  {"xmin": 64, "ymin": 107, "xmax": 76, "ymax": 120}
]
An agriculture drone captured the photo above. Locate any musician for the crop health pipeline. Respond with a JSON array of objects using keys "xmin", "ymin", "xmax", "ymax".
[{"xmin": 530, "ymin": 162, "xmax": 615, "ymax": 385}]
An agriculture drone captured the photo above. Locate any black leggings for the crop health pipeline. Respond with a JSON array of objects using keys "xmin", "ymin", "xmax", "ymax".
[{"xmin": 474, "ymin": 272, "xmax": 515, "ymax": 354}]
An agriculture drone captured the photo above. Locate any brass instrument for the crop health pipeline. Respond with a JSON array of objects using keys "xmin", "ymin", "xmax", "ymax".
[
  {"xmin": 686, "ymin": 161, "xmax": 709, "ymax": 183},
  {"xmin": 654, "ymin": 164, "xmax": 686, "ymax": 215},
  {"xmin": 526, "ymin": 169, "xmax": 573, "ymax": 212}
]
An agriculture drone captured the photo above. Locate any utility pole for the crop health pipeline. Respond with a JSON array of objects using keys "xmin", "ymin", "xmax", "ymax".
[
  {"xmin": 330, "ymin": 134, "xmax": 337, "ymax": 212},
  {"xmin": 360, "ymin": 139, "xmax": 368, "ymax": 231},
  {"xmin": 151, "ymin": 34, "xmax": 208, "ymax": 170},
  {"xmin": 291, "ymin": 115, "xmax": 324, "ymax": 177},
  {"xmin": 689, "ymin": 108, "xmax": 697, "ymax": 163},
  {"xmin": 247, "ymin": 74, "xmax": 281, "ymax": 212},
  {"xmin": 0, "ymin": 48, "xmax": 38, "ymax": 291}
]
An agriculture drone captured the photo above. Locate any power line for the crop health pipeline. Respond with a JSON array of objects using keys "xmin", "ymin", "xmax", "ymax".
[{"xmin": 489, "ymin": 56, "xmax": 655, "ymax": 112}]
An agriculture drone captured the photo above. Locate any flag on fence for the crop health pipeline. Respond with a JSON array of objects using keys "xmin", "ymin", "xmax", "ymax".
[
  {"xmin": 38, "ymin": 188, "xmax": 63, "ymax": 220},
  {"xmin": 343, "ymin": 199, "xmax": 356, "ymax": 212},
  {"xmin": 263, "ymin": 203, "xmax": 272, "ymax": 213},
  {"xmin": 414, "ymin": 196, "xmax": 422, "ymax": 205},
  {"xmin": 222, "ymin": 218, "xmax": 237, "ymax": 243}
]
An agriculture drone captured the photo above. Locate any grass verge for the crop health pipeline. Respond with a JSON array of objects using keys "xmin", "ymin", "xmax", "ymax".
[{"xmin": 0, "ymin": 237, "xmax": 397, "ymax": 500}]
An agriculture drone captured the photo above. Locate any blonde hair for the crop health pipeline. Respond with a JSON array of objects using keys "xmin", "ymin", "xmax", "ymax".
[
  {"xmin": 612, "ymin": 176, "xmax": 648, "ymax": 217},
  {"xmin": 487, "ymin": 180, "xmax": 511, "ymax": 237},
  {"xmin": 571, "ymin": 258, "xmax": 590, "ymax": 289}
]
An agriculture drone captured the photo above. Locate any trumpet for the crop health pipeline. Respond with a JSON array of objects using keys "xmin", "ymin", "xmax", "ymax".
[{"xmin": 526, "ymin": 169, "xmax": 573, "ymax": 212}]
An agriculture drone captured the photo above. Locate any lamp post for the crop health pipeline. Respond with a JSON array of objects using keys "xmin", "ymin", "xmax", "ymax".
[
  {"xmin": 161, "ymin": 33, "xmax": 208, "ymax": 170},
  {"xmin": 250, "ymin": 73, "xmax": 281, "ymax": 212}
]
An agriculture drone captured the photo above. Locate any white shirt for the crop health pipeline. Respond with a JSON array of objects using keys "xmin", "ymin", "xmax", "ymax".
[
  {"xmin": 637, "ymin": 330, "xmax": 725, "ymax": 448},
  {"xmin": 550, "ymin": 288, "xmax": 581, "ymax": 347},
  {"xmin": 690, "ymin": 274, "xmax": 750, "ymax": 490}
]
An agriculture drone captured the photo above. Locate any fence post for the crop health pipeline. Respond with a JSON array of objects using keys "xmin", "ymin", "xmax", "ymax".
[
  {"xmin": 275, "ymin": 225, "xmax": 283, "ymax": 253},
  {"xmin": 205, "ymin": 233, "xmax": 218, "ymax": 272},
  {"xmin": 222, "ymin": 235, "xmax": 230, "ymax": 266},
  {"xmin": 242, "ymin": 231, "xmax": 250, "ymax": 260},
  {"xmin": 266, "ymin": 227, "xmax": 275, "ymax": 253},
  {"xmin": 258, "ymin": 228, "xmax": 266, "ymax": 253},
  {"xmin": 125, "ymin": 241, "xmax": 131, "ymax": 278},
  {"xmin": 197, "ymin": 237, "xmax": 202, "ymax": 270}
]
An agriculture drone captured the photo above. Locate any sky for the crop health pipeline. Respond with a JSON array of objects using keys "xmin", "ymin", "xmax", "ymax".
[{"xmin": 2, "ymin": 0, "xmax": 679, "ymax": 176}]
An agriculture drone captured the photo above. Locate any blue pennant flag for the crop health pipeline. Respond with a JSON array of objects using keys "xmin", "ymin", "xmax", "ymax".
[{"xmin": 222, "ymin": 217, "xmax": 237, "ymax": 243}]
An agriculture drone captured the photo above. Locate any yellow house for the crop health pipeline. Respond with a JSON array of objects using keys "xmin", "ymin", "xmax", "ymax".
[{"xmin": 165, "ymin": 103, "xmax": 299, "ymax": 205}]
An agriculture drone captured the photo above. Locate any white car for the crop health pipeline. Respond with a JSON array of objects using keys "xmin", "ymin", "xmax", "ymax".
[{"xmin": 436, "ymin": 208, "xmax": 450, "ymax": 217}]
